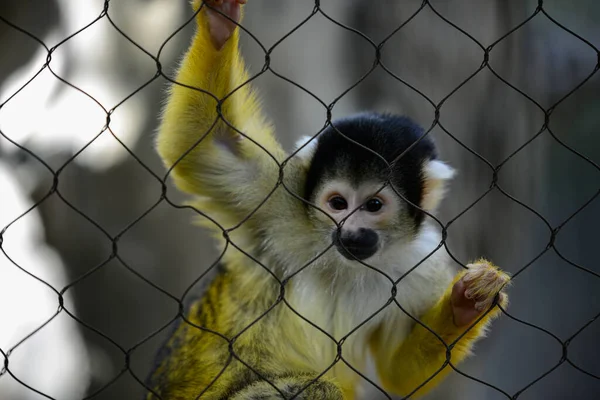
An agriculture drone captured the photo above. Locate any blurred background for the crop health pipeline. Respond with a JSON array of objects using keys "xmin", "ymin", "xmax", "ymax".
[{"xmin": 0, "ymin": 0, "xmax": 598, "ymax": 399}]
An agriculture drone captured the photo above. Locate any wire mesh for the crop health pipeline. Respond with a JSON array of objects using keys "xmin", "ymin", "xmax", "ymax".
[{"xmin": 0, "ymin": 0, "xmax": 599, "ymax": 399}]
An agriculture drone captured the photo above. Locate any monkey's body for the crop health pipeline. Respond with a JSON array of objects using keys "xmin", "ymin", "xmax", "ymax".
[
  {"xmin": 148, "ymin": 230, "xmax": 453, "ymax": 399},
  {"xmin": 147, "ymin": 1, "xmax": 510, "ymax": 399}
]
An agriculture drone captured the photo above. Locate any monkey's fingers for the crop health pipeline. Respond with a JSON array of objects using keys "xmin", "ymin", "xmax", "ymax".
[
  {"xmin": 451, "ymin": 261, "xmax": 510, "ymax": 327},
  {"xmin": 195, "ymin": 0, "xmax": 246, "ymax": 50}
]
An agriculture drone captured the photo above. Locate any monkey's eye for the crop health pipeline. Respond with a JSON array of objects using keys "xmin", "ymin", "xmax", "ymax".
[
  {"xmin": 328, "ymin": 195, "xmax": 348, "ymax": 211},
  {"xmin": 364, "ymin": 198, "xmax": 383, "ymax": 213}
]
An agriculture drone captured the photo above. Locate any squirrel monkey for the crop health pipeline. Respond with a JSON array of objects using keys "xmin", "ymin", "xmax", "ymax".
[{"xmin": 146, "ymin": 1, "xmax": 510, "ymax": 399}]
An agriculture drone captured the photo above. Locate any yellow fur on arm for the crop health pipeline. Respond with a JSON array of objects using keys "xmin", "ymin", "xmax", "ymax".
[
  {"xmin": 156, "ymin": 5, "xmax": 283, "ymax": 199},
  {"xmin": 372, "ymin": 266, "xmax": 505, "ymax": 398}
]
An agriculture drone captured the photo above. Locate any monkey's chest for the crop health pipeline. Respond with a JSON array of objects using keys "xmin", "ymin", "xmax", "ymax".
[{"xmin": 285, "ymin": 278, "xmax": 425, "ymax": 369}]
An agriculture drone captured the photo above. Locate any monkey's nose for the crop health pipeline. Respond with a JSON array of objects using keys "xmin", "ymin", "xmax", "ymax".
[{"xmin": 331, "ymin": 228, "xmax": 379, "ymax": 261}]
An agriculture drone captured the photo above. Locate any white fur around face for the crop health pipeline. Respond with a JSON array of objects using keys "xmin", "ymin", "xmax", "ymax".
[
  {"xmin": 293, "ymin": 135, "xmax": 318, "ymax": 164},
  {"xmin": 424, "ymin": 159, "xmax": 455, "ymax": 180},
  {"xmin": 421, "ymin": 160, "xmax": 455, "ymax": 212}
]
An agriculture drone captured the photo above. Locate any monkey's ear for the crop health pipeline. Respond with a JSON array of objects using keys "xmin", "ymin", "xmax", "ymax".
[
  {"xmin": 421, "ymin": 160, "xmax": 455, "ymax": 212},
  {"xmin": 294, "ymin": 135, "xmax": 318, "ymax": 165}
]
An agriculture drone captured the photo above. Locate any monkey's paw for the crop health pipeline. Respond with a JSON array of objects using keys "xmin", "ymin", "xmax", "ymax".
[
  {"xmin": 451, "ymin": 260, "xmax": 510, "ymax": 327},
  {"xmin": 197, "ymin": 0, "xmax": 247, "ymax": 50}
]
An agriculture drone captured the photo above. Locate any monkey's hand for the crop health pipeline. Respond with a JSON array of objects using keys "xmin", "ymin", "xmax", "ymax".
[
  {"xmin": 451, "ymin": 260, "xmax": 510, "ymax": 327},
  {"xmin": 195, "ymin": 0, "xmax": 247, "ymax": 50}
]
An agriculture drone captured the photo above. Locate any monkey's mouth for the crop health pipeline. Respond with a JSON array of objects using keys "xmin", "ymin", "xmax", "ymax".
[
  {"xmin": 331, "ymin": 229, "xmax": 379, "ymax": 261},
  {"xmin": 333, "ymin": 241, "xmax": 378, "ymax": 261}
]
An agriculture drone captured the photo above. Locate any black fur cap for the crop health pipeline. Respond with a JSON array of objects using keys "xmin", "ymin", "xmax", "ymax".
[{"xmin": 303, "ymin": 113, "xmax": 437, "ymax": 225}]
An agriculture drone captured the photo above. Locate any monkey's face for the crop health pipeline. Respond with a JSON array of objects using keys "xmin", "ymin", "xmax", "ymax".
[
  {"xmin": 310, "ymin": 179, "xmax": 415, "ymax": 262},
  {"xmin": 300, "ymin": 114, "xmax": 455, "ymax": 266}
]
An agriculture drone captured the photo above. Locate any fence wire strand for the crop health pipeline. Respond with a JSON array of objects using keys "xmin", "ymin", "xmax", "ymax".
[{"xmin": 1, "ymin": 0, "xmax": 599, "ymax": 399}]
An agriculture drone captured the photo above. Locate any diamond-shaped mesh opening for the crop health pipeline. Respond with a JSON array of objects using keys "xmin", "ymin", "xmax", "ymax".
[{"xmin": 1, "ymin": 1, "xmax": 599, "ymax": 399}]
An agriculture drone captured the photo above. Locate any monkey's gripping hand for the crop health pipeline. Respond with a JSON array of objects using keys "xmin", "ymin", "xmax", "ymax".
[
  {"xmin": 372, "ymin": 260, "xmax": 510, "ymax": 398},
  {"xmin": 195, "ymin": 0, "xmax": 247, "ymax": 50},
  {"xmin": 450, "ymin": 260, "xmax": 509, "ymax": 328}
]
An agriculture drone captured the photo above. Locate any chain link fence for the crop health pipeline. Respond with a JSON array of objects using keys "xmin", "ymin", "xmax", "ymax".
[{"xmin": 1, "ymin": 0, "xmax": 599, "ymax": 399}]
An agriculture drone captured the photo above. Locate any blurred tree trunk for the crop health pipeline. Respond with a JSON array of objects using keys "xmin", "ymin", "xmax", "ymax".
[{"xmin": 0, "ymin": 0, "xmax": 59, "ymax": 86}]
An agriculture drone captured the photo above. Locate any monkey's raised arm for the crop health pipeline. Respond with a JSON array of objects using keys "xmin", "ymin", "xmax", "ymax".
[
  {"xmin": 371, "ymin": 260, "xmax": 510, "ymax": 398},
  {"xmin": 157, "ymin": 0, "xmax": 285, "ymax": 220}
]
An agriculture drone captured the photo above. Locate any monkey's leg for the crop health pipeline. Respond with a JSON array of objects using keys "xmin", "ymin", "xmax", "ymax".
[
  {"xmin": 372, "ymin": 260, "xmax": 510, "ymax": 398},
  {"xmin": 157, "ymin": 0, "xmax": 283, "ymax": 204},
  {"xmin": 228, "ymin": 375, "xmax": 344, "ymax": 400}
]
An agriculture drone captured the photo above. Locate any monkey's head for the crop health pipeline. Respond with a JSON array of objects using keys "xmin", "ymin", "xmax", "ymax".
[{"xmin": 298, "ymin": 113, "xmax": 454, "ymax": 264}]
